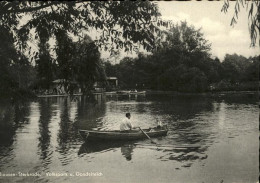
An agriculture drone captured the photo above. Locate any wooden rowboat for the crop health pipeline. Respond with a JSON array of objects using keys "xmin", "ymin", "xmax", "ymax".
[{"xmin": 79, "ymin": 125, "xmax": 168, "ymax": 141}]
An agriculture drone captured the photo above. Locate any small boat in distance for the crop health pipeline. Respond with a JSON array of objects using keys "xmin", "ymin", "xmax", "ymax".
[{"xmin": 79, "ymin": 125, "xmax": 168, "ymax": 141}]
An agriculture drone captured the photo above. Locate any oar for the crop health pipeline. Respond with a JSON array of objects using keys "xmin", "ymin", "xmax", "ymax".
[{"xmin": 139, "ymin": 127, "xmax": 157, "ymax": 144}]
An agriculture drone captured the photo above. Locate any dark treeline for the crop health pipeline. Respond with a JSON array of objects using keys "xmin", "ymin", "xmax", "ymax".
[
  {"xmin": 104, "ymin": 22, "xmax": 259, "ymax": 92},
  {"xmin": 105, "ymin": 53, "xmax": 259, "ymax": 92}
]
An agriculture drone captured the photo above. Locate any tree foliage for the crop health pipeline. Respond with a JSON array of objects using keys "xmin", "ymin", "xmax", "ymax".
[
  {"xmin": 222, "ymin": 0, "xmax": 260, "ymax": 46},
  {"xmin": 222, "ymin": 54, "xmax": 258, "ymax": 83},
  {"xmin": 71, "ymin": 36, "xmax": 106, "ymax": 94},
  {"xmin": 161, "ymin": 22, "xmax": 211, "ymax": 55},
  {"xmin": 0, "ymin": 26, "xmax": 36, "ymax": 98},
  {"xmin": 106, "ymin": 53, "xmax": 259, "ymax": 92},
  {"xmin": 0, "ymin": 1, "xmax": 166, "ymax": 96},
  {"xmin": 104, "ymin": 22, "xmax": 213, "ymax": 92},
  {"xmin": 1, "ymin": 1, "xmax": 165, "ymax": 55},
  {"xmin": 104, "ymin": 21, "xmax": 259, "ymax": 92}
]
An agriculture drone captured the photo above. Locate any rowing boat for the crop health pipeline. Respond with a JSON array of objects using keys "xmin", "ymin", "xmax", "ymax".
[{"xmin": 79, "ymin": 125, "xmax": 168, "ymax": 141}]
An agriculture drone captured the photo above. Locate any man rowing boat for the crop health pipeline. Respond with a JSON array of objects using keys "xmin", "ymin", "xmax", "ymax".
[{"xmin": 120, "ymin": 113, "xmax": 139, "ymax": 132}]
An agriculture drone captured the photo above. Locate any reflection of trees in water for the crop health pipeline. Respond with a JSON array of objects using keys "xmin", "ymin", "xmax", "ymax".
[
  {"xmin": 38, "ymin": 99, "xmax": 52, "ymax": 160},
  {"xmin": 147, "ymin": 95, "xmax": 214, "ymax": 120},
  {"xmin": 75, "ymin": 95, "xmax": 106, "ymax": 130},
  {"xmin": 0, "ymin": 100, "xmax": 31, "ymax": 168},
  {"xmin": 57, "ymin": 98, "xmax": 79, "ymax": 147},
  {"xmin": 57, "ymin": 97, "xmax": 70, "ymax": 145},
  {"xmin": 212, "ymin": 92, "xmax": 257, "ymax": 105},
  {"xmin": 36, "ymin": 96, "xmax": 107, "ymax": 165},
  {"xmin": 56, "ymin": 97, "xmax": 79, "ymax": 166},
  {"xmin": 0, "ymin": 100, "xmax": 30, "ymax": 146},
  {"xmin": 37, "ymin": 97, "xmax": 80, "ymax": 166},
  {"xmin": 0, "ymin": 103, "xmax": 15, "ymax": 146},
  {"xmin": 14, "ymin": 102, "xmax": 30, "ymax": 125}
]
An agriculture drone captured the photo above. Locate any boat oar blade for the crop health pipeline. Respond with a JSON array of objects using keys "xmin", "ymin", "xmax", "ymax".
[{"xmin": 139, "ymin": 127, "xmax": 157, "ymax": 144}]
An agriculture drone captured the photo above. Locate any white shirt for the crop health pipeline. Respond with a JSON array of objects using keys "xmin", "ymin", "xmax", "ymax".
[{"xmin": 120, "ymin": 118, "xmax": 133, "ymax": 131}]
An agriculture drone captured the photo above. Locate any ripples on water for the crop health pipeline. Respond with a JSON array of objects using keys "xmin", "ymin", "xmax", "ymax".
[{"xmin": 0, "ymin": 93, "xmax": 258, "ymax": 183}]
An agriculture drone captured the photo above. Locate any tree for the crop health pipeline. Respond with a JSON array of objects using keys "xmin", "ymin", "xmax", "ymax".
[
  {"xmin": 222, "ymin": 0, "xmax": 259, "ymax": 46},
  {"xmin": 0, "ymin": 1, "xmax": 167, "ymax": 96},
  {"xmin": 242, "ymin": 55, "xmax": 259, "ymax": 81},
  {"xmin": 104, "ymin": 61, "xmax": 117, "ymax": 78},
  {"xmin": 145, "ymin": 22, "xmax": 212, "ymax": 92},
  {"xmin": 0, "ymin": 26, "xmax": 18, "ymax": 97},
  {"xmin": 0, "ymin": 26, "xmax": 36, "ymax": 98},
  {"xmin": 164, "ymin": 21, "xmax": 211, "ymax": 55},
  {"xmin": 35, "ymin": 33, "xmax": 55, "ymax": 89},
  {"xmin": 108, "ymin": 22, "xmax": 213, "ymax": 92},
  {"xmin": 116, "ymin": 57, "xmax": 136, "ymax": 88},
  {"xmin": 176, "ymin": 66, "xmax": 208, "ymax": 92},
  {"xmin": 221, "ymin": 54, "xmax": 251, "ymax": 83},
  {"xmin": 71, "ymin": 36, "xmax": 106, "ymax": 94},
  {"xmin": 205, "ymin": 57, "xmax": 222, "ymax": 83},
  {"xmin": 1, "ymin": 1, "xmax": 165, "ymax": 55}
]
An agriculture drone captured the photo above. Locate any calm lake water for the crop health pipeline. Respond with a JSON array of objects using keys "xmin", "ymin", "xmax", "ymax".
[{"xmin": 0, "ymin": 93, "xmax": 258, "ymax": 183}]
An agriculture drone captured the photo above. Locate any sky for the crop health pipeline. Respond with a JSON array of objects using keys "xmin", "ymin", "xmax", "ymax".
[
  {"xmin": 156, "ymin": 1, "xmax": 258, "ymax": 61},
  {"xmin": 100, "ymin": 1, "xmax": 259, "ymax": 61}
]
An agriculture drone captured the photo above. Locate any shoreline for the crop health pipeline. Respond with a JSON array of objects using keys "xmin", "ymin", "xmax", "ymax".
[
  {"xmin": 146, "ymin": 90, "xmax": 257, "ymax": 95},
  {"xmin": 34, "ymin": 90, "xmax": 258, "ymax": 98}
]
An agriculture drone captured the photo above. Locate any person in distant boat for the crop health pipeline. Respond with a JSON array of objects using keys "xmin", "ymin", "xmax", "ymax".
[{"xmin": 120, "ymin": 113, "xmax": 139, "ymax": 132}]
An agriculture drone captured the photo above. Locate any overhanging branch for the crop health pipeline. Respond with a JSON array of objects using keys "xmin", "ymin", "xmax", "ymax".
[{"xmin": 2, "ymin": 2, "xmax": 60, "ymax": 15}]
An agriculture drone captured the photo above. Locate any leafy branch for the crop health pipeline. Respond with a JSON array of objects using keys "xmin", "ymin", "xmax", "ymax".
[{"xmin": 221, "ymin": 0, "xmax": 259, "ymax": 47}]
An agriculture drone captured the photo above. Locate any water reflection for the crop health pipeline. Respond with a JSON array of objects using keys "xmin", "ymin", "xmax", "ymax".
[
  {"xmin": 38, "ymin": 99, "xmax": 52, "ymax": 160},
  {"xmin": 78, "ymin": 141, "xmax": 134, "ymax": 161},
  {"xmin": 146, "ymin": 94, "xmax": 215, "ymax": 120},
  {"xmin": 121, "ymin": 144, "xmax": 134, "ymax": 161},
  {"xmin": 0, "ymin": 101, "xmax": 31, "ymax": 146},
  {"xmin": 156, "ymin": 145, "xmax": 208, "ymax": 167},
  {"xmin": 0, "ymin": 103, "xmax": 15, "ymax": 146},
  {"xmin": 76, "ymin": 95, "xmax": 106, "ymax": 130},
  {"xmin": 76, "ymin": 94, "xmax": 223, "ymax": 166},
  {"xmin": 0, "ymin": 100, "xmax": 32, "ymax": 175},
  {"xmin": 217, "ymin": 102, "xmax": 226, "ymax": 130},
  {"xmin": 57, "ymin": 98, "xmax": 80, "ymax": 166},
  {"xmin": 0, "ymin": 93, "xmax": 258, "ymax": 182},
  {"xmin": 78, "ymin": 141, "xmax": 133, "ymax": 154},
  {"xmin": 58, "ymin": 98, "xmax": 74, "ymax": 147},
  {"xmin": 78, "ymin": 140, "xmax": 208, "ymax": 165}
]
